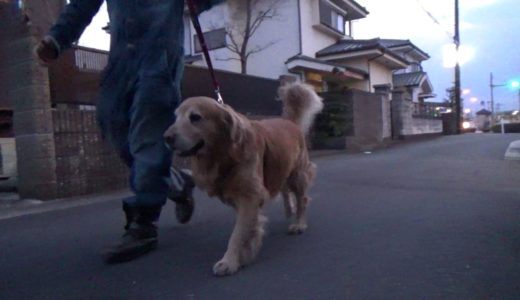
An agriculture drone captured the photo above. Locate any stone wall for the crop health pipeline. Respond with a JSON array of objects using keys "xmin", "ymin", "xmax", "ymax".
[
  {"xmin": 392, "ymin": 90, "xmax": 443, "ymax": 139},
  {"xmin": 314, "ymin": 89, "xmax": 391, "ymax": 151},
  {"xmin": 410, "ymin": 117, "xmax": 443, "ymax": 135},
  {"xmin": 346, "ymin": 90, "xmax": 390, "ymax": 151}
]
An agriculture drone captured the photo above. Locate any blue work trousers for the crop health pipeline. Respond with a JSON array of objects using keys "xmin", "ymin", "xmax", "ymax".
[{"xmin": 97, "ymin": 52, "xmax": 182, "ymax": 218}]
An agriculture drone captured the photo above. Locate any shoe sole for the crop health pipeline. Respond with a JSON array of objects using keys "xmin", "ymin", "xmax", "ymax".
[{"xmin": 104, "ymin": 240, "xmax": 158, "ymax": 264}]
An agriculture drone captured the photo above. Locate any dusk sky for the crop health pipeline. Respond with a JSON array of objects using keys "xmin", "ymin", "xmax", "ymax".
[
  {"xmin": 78, "ymin": 0, "xmax": 520, "ymax": 114},
  {"xmin": 355, "ymin": 0, "xmax": 520, "ymax": 114}
]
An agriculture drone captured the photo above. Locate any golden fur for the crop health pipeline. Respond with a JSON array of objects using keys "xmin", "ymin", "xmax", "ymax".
[{"xmin": 164, "ymin": 82, "xmax": 323, "ymax": 276}]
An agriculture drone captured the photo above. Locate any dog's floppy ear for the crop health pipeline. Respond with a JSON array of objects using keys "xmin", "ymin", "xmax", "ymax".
[{"xmin": 221, "ymin": 105, "xmax": 252, "ymax": 161}]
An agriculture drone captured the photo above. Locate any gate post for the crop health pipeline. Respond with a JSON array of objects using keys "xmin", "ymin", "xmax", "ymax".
[{"xmin": 1, "ymin": 0, "xmax": 64, "ymax": 199}]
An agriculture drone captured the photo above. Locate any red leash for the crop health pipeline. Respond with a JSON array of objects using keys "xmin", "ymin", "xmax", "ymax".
[{"xmin": 186, "ymin": 0, "xmax": 224, "ymax": 104}]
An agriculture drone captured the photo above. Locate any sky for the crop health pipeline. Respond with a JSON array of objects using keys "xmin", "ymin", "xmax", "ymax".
[
  {"xmin": 78, "ymin": 0, "xmax": 520, "ymax": 113},
  {"xmin": 354, "ymin": 0, "xmax": 520, "ymax": 113}
]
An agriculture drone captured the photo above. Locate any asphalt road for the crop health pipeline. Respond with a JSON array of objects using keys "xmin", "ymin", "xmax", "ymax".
[{"xmin": 2, "ymin": 134, "xmax": 520, "ymax": 299}]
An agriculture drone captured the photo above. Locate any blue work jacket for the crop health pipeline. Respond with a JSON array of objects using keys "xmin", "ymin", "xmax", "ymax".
[{"xmin": 48, "ymin": 0, "xmax": 225, "ymax": 89}]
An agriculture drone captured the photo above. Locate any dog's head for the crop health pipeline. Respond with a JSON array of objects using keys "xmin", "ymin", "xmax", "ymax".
[{"xmin": 164, "ymin": 97, "xmax": 251, "ymax": 158}]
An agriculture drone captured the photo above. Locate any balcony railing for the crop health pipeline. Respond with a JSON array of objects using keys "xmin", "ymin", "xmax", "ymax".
[
  {"xmin": 73, "ymin": 45, "xmax": 108, "ymax": 72},
  {"xmin": 413, "ymin": 102, "xmax": 450, "ymax": 119}
]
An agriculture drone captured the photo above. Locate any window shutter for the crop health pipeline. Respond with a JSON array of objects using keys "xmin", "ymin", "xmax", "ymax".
[{"xmin": 319, "ymin": 0, "xmax": 333, "ymax": 28}]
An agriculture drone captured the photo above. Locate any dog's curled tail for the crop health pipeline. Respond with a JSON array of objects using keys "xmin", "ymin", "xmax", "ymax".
[{"xmin": 278, "ymin": 82, "xmax": 324, "ymax": 135}]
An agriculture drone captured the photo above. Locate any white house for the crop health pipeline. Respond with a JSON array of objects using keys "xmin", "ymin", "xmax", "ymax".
[
  {"xmin": 184, "ymin": 0, "xmax": 369, "ymax": 91},
  {"xmin": 186, "ymin": 0, "xmax": 434, "ymax": 101},
  {"xmin": 383, "ymin": 39, "xmax": 435, "ymax": 103}
]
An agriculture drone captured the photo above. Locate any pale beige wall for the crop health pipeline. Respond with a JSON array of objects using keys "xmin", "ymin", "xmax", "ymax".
[
  {"xmin": 368, "ymin": 61, "xmax": 393, "ymax": 92},
  {"xmin": 300, "ymin": 0, "xmax": 338, "ymax": 57},
  {"xmin": 187, "ymin": 0, "xmax": 300, "ymax": 79}
]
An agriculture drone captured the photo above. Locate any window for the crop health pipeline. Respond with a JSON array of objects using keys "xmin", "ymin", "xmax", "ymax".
[
  {"xmin": 409, "ymin": 63, "xmax": 422, "ymax": 72},
  {"xmin": 319, "ymin": 0, "xmax": 346, "ymax": 34},
  {"xmin": 333, "ymin": 10, "xmax": 345, "ymax": 33},
  {"xmin": 194, "ymin": 28, "xmax": 227, "ymax": 53}
]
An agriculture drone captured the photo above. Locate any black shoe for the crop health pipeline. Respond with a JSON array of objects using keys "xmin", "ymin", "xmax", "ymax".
[
  {"xmin": 168, "ymin": 168, "xmax": 195, "ymax": 224},
  {"xmin": 104, "ymin": 204, "xmax": 160, "ymax": 264},
  {"xmin": 104, "ymin": 223, "xmax": 158, "ymax": 264}
]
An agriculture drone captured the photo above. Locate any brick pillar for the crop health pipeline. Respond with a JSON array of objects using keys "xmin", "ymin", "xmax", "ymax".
[
  {"xmin": 373, "ymin": 84, "xmax": 392, "ymax": 141},
  {"xmin": 391, "ymin": 89, "xmax": 413, "ymax": 139},
  {"xmin": 1, "ymin": 0, "xmax": 63, "ymax": 199}
]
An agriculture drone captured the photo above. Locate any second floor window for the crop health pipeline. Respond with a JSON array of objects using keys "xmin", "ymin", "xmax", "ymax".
[
  {"xmin": 194, "ymin": 28, "xmax": 227, "ymax": 53},
  {"xmin": 409, "ymin": 63, "xmax": 422, "ymax": 72},
  {"xmin": 319, "ymin": 0, "xmax": 346, "ymax": 34}
]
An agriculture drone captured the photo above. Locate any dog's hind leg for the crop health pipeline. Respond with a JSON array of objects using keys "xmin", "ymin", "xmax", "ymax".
[
  {"xmin": 282, "ymin": 187, "xmax": 295, "ymax": 219},
  {"xmin": 288, "ymin": 192, "xmax": 309, "ymax": 235},
  {"xmin": 287, "ymin": 163, "xmax": 315, "ymax": 235}
]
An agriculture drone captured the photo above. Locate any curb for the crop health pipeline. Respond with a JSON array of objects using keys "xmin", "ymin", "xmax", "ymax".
[
  {"xmin": 505, "ymin": 140, "xmax": 520, "ymax": 160},
  {"xmin": 0, "ymin": 190, "xmax": 130, "ymax": 221}
]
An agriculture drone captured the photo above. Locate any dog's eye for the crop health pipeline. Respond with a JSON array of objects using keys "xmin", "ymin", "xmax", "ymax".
[{"xmin": 189, "ymin": 113, "xmax": 202, "ymax": 123}]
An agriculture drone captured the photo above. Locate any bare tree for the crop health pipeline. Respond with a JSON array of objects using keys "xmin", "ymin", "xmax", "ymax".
[{"xmin": 220, "ymin": 0, "xmax": 282, "ymax": 74}]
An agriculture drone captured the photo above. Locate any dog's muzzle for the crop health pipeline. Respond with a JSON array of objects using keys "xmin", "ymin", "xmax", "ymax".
[{"xmin": 178, "ymin": 140, "xmax": 205, "ymax": 157}]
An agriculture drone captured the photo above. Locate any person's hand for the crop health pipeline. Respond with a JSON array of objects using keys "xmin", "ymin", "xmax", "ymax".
[{"xmin": 34, "ymin": 36, "xmax": 59, "ymax": 65}]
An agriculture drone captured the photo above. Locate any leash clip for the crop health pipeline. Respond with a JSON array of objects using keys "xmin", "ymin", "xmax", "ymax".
[{"xmin": 215, "ymin": 88, "xmax": 224, "ymax": 105}]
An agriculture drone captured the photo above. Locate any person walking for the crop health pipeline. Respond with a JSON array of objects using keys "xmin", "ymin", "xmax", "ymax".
[{"xmin": 35, "ymin": 0, "xmax": 225, "ymax": 263}]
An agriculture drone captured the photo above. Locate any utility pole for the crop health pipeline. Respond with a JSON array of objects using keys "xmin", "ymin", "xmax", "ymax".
[
  {"xmin": 490, "ymin": 72, "xmax": 495, "ymax": 122},
  {"xmin": 454, "ymin": 0, "xmax": 462, "ymax": 134}
]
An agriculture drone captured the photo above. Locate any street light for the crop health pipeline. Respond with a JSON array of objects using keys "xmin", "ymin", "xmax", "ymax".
[{"xmin": 490, "ymin": 74, "xmax": 520, "ymax": 122}]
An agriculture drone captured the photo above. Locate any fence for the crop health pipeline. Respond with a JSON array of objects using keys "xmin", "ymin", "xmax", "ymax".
[
  {"xmin": 45, "ymin": 47, "xmax": 282, "ymax": 198},
  {"xmin": 49, "ymin": 46, "xmax": 128, "ymax": 197}
]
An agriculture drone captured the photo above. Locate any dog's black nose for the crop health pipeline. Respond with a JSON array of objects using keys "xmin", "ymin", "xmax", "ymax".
[{"xmin": 164, "ymin": 133, "xmax": 176, "ymax": 148}]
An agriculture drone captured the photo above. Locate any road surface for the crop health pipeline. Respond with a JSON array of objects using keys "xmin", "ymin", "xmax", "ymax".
[{"xmin": 1, "ymin": 134, "xmax": 520, "ymax": 299}]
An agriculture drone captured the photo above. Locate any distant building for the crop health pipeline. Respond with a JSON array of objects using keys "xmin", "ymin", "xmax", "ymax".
[{"xmin": 476, "ymin": 109, "xmax": 492, "ymax": 131}]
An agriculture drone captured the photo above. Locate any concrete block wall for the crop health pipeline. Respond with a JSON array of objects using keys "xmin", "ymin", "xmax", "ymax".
[
  {"xmin": 392, "ymin": 90, "xmax": 443, "ymax": 138},
  {"xmin": 410, "ymin": 117, "xmax": 443, "ymax": 135},
  {"xmin": 346, "ymin": 90, "xmax": 389, "ymax": 151},
  {"xmin": 52, "ymin": 109, "xmax": 128, "ymax": 198},
  {"xmin": 1, "ymin": 0, "xmax": 129, "ymax": 199}
]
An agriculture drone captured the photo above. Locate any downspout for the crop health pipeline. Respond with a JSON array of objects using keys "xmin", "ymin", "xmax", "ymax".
[
  {"xmin": 297, "ymin": 0, "xmax": 302, "ymax": 55},
  {"xmin": 287, "ymin": 0, "xmax": 303, "ymax": 81},
  {"xmin": 367, "ymin": 48, "xmax": 385, "ymax": 92}
]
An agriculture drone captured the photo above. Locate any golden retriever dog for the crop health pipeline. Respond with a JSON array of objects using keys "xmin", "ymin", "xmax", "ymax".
[{"xmin": 164, "ymin": 82, "xmax": 323, "ymax": 276}]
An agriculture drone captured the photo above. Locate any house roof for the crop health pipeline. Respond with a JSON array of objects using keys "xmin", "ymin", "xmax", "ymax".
[
  {"xmin": 393, "ymin": 71, "xmax": 426, "ymax": 87},
  {"xmin": 378, "ymin": 39, "xmax": 430, "ymax": 60},
  {"xmin": 315, "ymin": 38, "xmax": 409, "ymax": 68},
  {"xmin": 393, "ymin": 71, "xmax": 434, "ymax": 97},
  {"xmin": 316, "ymin": 38, "xmax": 429, "ymax": 64},
  {"xmin": 316, "ymin": 38, "xmax": 383, "ymax": 57},
  {"xmin": 476, "ymin": 109, "xmax": 492, "ymax": 116},
  {"xmin": 329, "ymin": 0, "xmax": 369, "ymax": 20},
  {"xmin": 286, "ymin": 55, "xmax": 368, "ymax": 77}
]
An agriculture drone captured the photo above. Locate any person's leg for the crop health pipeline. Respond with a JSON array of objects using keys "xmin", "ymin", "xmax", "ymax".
[
  {"xmin": 103, "ymin": 75, "xmax": 173, "ymax": 263},
  {"xmin": 127, "ymin": 79, "xmax": 198, "ymax": 221},
  {"xmin": 96, "ymin": 81, "xmax": 160, "ymax": 263}
]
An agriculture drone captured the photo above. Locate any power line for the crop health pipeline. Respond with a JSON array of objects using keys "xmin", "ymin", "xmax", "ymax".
[{"xmin": 415, "ymin": 0, "xmax": 454, "ymax": 41}]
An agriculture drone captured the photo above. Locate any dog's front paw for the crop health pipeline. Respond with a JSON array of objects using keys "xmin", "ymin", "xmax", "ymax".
[
  {"xmin": 288, "ymin": 223, "xmax": 307, "ymax": 235},
  {"xmin": 213, "ymin": 258, "xmax": 240, "ymax": 276}
]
